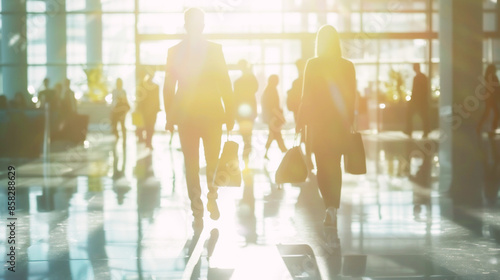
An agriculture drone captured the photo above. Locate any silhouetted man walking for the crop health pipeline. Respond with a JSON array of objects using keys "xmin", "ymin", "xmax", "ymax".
[
  {"xmin": 163, "ymin": 8, "xmax": 235, "ymax": 231},
  {"xmin": 405, "ymin": 63, "xmax": 430, "ymax": 138}
]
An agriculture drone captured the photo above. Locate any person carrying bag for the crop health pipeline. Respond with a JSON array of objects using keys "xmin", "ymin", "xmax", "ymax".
[{"xmin": 296, "ymin": 25, "xmax": 363, "ymax": 229}]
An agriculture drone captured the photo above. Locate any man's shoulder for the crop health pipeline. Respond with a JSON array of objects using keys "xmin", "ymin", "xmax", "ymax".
[{"xmin": 207, "ymin": 41, "xmax": 222, "ymax": 52}]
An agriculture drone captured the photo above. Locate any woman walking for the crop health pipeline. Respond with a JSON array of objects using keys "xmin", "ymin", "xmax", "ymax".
[
  {"xmin": 111, "ymin": 78, "xmax": 130, "ymax": 143},
  {"xmin": 297, "ymin": 25, "xmax": 357, "ymax": 227},
  {"xmin": 261, "ymin": 75, "xmax": 287, "ymax": 159}
]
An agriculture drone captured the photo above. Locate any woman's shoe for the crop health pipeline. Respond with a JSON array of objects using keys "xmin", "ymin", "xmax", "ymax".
[{"xmin": 324, "ymin": 207, "xmax": 337, "ymax": 227}]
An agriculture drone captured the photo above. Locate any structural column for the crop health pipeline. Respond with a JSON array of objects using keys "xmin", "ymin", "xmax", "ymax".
[
  {"xmin": 1, "ymin": 0, "xmax": 28, "ymax": 99},
  {"xmin": 439, "ymin": 0, "xmax": 483, "ymax": 205},
  {"xmin": 86, "ymin": 0, "xmax": 102, "ymax": 67},
  {"xmin": 46, "ymin": 0, "xmax": 67, "ymax": 84}
]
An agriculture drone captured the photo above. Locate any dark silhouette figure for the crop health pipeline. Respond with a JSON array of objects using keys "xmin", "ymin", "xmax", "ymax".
[
  {"xmin": 287, "ymin": 59, "xmax": 306, "ymax": 123},
  {"xmin": 405, "ymin": 63, "xmax": 430, "ymax": 138},
  {"xmin": 163, "ymin": 7, "xmax": 235, "ymax": 230},
  {"xmin": 297, "ymin": 25, "xmax": 356, "ymax": 227},
  {"xmin": 38, "ymin": 78, "xmax": 58, "ymax": 111},
  {"xmin": 234, "ymin": 59, "xmax": 258, "ymax": 166},
  {"xmin": 60, "ymin": 79, "xmax": 77, "ymax": 119},
  {"xmin": 262, "ymin": 75, "xmax": 287, "ymax": 159},
  {"xmin": 0, "ymin": 95, "xmax": 7, "ymax": 109},
  {"xmin": 111, "ymin": 78, "xmax": 130, "ymax": 142},
  {"xmin": 477, "ymin": 64, "xmax": 499, "ymax": 135},
  {"xmin": 136, "ymin": 73, "xmax": 160, "ymax": 149}
]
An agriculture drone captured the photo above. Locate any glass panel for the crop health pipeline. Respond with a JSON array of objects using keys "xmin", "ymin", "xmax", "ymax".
[
  {"xmin": 66, "ymin": 0, "xmax": 86, "ymax": 12},
  {"xmin": 204, "ymin": 12, "xmax": 284, "ymax": 34},
  {"xmin": 493, "ymin": 39, "xmax": 500, "ymax": 63},
  {"xmin": 139, "ymin": 40, "xmax": 180, "ymax": 65},
  {"xmin": 362, "ymin": 13, "xmax": 427, "ymax": 32},
  {"xmin": 139, "ymin": 0, "xmax": 185, "ymax": 12},
  {"xmin": 484, "ymin": 12, "xmax": 496, "ymax": 32},
  {"xmin": 138, "ymin": 14, "xmax": 184, "ymax": 34},
  {"xmin": 27, "ymin": 15, "xmax": 46, "ymax": 65},
  {"xmin": 67, "ymin": 15, "xmax": 86, "ymax": 65},
  {"xmin": 329, "ymin": 0, "xmax": 361, "ymax": 11},
  {"xmin": 283, "ymin": 13, "xmax": 304, "ymax": 32},
  {"xmin": 379, "ymin": 39, "xmax": 427, "ymax": 63},
  {"xmin": 326, "ymin": 12, "xmax": 361, "ymax": 32},
  {"xmin": 484, "ymin": 0, "xmax": 497, "ymax": 10},
  {"xmin": 243, "ymin": 0, "xmax": 283, "ymax": 12},
  {"xmin": 432, "ymin": 12, "xmax": 438, "ymax": 32},
  {"xmin": 362, "ymin": 0, "xmax": 427, "ymax": 11},
  {"xmin": 343, "ymin": 39, "xmax": 378, "ymax": 62},
  {"xmin": 101, "ymin": 0, "xmax": 134, "ymax": 12},
  {"xmin": 28, "ymin": 66, "xmax": 47, "ymax": 97},
  {"xmin": 431, "ymin": 39, "xmax": 439, "ymax": 62},
  {"xmin": 27, "ymin": 0, "xmax": 45, "ymax": 13},
  {"xmin": 102, "ymin": 14, "xmax": 135, "ymax": 64}
]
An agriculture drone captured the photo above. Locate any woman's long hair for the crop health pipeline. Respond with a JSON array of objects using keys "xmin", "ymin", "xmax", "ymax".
[{"xmin": 315, "ymin": 25, "xmax": 342, "ymax": 59}]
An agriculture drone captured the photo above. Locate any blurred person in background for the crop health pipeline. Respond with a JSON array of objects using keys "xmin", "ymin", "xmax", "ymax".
[
  {"xmin": 405, "ymin": 63, "xmax": 430, "ymax": 138},
  {"xmin": 262, "ymin": 74, "xmax": 287, "ymax": 159},
  {"xmin": 136, "ymin": 73, "xmax": 160, "ymax": 149},
  {"xmin": 234, "ymin": 59, "xmax": 259, "ymax": 167},
  {"xmin": 111, "ymin": 78, "xmax": 130, "ymax": 143}
]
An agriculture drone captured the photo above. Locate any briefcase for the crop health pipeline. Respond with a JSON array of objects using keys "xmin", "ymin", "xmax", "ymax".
[
  {"xmin": 344, "ymin": 132, "xmax": 366, "ymax": 175},
  {"xmin": 213, "ymin": 140, "xmax": 241, "ymax": 187}
]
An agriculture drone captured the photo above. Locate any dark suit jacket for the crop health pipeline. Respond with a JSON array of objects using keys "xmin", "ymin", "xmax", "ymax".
[
  {"xmin": 163, "ymin": 39, "xmax": 234, "ymax": 126},
  {"xmin": 298, "ymin": 57, "xmax": 356, "ymax": 152}
]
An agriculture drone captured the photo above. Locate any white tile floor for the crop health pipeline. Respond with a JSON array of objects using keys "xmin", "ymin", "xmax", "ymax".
[{"xmin": 0, "ymin": 130, "xmax": 499, "ymax": 279}]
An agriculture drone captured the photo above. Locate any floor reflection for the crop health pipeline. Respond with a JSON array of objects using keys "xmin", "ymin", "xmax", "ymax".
[{"xmin": 0, "ymin": 131, "xmax": 499, "ymax": 279}]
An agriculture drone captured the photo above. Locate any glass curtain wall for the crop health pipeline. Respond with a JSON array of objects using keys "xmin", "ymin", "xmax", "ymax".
[{"xmin": 3, "ymin": 0, "xmax": 498, "ymax": 130}]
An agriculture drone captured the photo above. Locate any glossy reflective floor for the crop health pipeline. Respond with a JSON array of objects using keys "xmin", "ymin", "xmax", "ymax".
[{"xmin": 1, "ymin": 129, "xmax": 500, "ymax": 280}]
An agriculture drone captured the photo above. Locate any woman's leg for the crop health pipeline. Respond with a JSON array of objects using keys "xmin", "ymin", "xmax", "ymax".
[
  {"xmin": 120, "ymin": 117, "xmax": 126, "ymax": 142},
  {"xmin": 314, "ymin": 149, "xmax": 343, "ymax": 209},
  {"xmin": 264, "ymin": 125, "xmax": 274, "ymax": 158},
  {"xmin": 111, "ymin": 114, "xmax": 118, "ymax": 138}
]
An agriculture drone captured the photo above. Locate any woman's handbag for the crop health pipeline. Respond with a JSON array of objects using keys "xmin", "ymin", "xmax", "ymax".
[
  {"xmin": 213, "ymin": 133, "xmax": 242, "ymax": 187},
  {"xmin": 344, "ymin": 131, "xmax": 366, "ymax": 175},
  {"xmin": 275, "ymin": 135, "xmax": 308, "ymax": 184}
]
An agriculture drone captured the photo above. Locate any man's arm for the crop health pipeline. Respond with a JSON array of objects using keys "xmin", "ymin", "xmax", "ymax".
[
  {"xmin": 215, "ymin": 45, "xmax": 235, "ymax": 131},
  {"xmin": 163, "ymin": 48, "xmax": 177, "ymax": 131}
]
